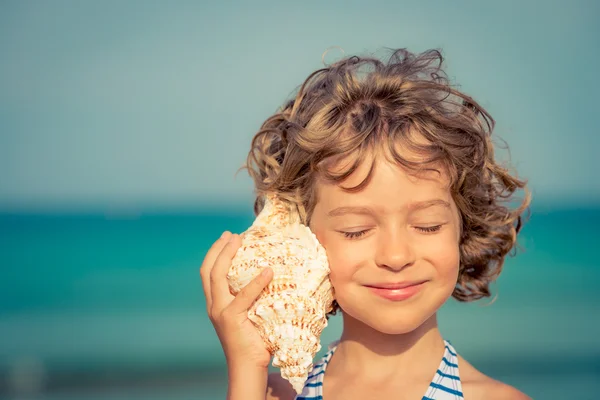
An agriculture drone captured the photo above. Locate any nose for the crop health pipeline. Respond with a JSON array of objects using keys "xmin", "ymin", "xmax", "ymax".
[{"xmin": 374, "ymin": 228, "xmax": 416, "ymax": 271}]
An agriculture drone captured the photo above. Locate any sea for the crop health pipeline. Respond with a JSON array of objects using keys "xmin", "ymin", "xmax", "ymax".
[{"xmin": 0, "ymin": 205, "xmax": 599, "ymax": 399}]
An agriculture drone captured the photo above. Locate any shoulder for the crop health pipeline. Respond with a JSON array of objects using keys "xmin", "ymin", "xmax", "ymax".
[
  {"xmin": 266, "ymin": 372, "xmax": 297, "ymax": 400},
  {"xmin": 458, "ymin": 355, "xmax": 531, "ymax": 400},
  {"xmin": 464, "ymin": 377, "xmax": 531, "ymax": 400}
]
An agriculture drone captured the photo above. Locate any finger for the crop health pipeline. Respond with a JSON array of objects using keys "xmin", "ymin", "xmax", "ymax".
[
  {"xmin": 210, "ymin": 233, "xmax": 242, "ymax": 310},
  {"xmin": 200, "ymin": 231, "xmax": 232, "ymax": 311},
  {"xmin": 227, "ymin": 267, "xmax": 273, "ymax": 315}
]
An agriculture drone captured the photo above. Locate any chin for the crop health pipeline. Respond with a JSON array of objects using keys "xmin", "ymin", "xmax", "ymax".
[
  {"xmin": 337, "ymin": 290, "xmax": 449, "ymax": 335},
  {"xmin": 339, "ymin": 300, "xmax": 436, "ymax": 335},
  {"xmin": 365, "ymin": 311, "xmax": 433, "ymax": 335}
]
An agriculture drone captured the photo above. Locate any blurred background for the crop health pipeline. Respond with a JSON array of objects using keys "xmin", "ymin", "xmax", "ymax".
[{"xmin": 1, "ymin": 1, "xmax": 599, "ymax": 399}]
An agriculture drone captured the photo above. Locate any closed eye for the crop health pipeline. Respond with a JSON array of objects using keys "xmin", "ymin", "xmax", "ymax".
[
  {"xmin": 415, "ymin": 225, "xmax": 442, "ymax": 233},
  {"xmin": 339, "ymin": 229, "xmax": 370, "ymax": 240}
]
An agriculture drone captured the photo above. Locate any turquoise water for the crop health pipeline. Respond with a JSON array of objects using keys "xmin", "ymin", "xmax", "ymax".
[{"xmin": 1, "ymin": 206, "xmax": 599, "ymax": 399}]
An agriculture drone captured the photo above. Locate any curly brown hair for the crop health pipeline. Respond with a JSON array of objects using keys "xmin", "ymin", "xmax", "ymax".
[{"xmin": 244, "ymin": 48, "xmax": 530, "ymax": 304}]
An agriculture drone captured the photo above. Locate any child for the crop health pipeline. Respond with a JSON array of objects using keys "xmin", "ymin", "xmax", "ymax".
[{"xmin": 200, "ymin": 48, "xmax": 531, "ymax": 399}]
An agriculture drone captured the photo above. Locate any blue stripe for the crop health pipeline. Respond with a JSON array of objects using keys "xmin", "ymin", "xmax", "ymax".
[
  {"xmin": 436, "ymin": 369, "xmax": 460, "ymax": 380},
  {"xmin": 306, "ymin": 369, "xmax": 325, "ymax": 380},
  {"xmin": 305, "ymin": 381, "xmax": 323, "ymax": 387},
  {"xmin": 445, "ymin": 345, "xmax": 457, "ymax": 357},
  {"xmin": 429, "ymin": 382, "xmax": 464, "ymax": 396},
  {"xmin": 296, "ymin": 397, "xmax": 323, "ymax": 400},
  {"xmin": 422, "ymin": 397, "xmax": 435, "ymax": 400},
  {"xmin": 441, "ymin": 357, "xmax": 458, "ymax": 368}
]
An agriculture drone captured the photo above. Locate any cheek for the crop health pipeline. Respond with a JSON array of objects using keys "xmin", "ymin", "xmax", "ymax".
[
  {"xmin": 313, "ymin": 231, "xmax": 364, "ymax": 283},
  {"xmin": 431, "ymin": 240, "xmax": 460, "ymax": 264},
  {"xmin": 325, "ymin": 242, "xmax": 358, "ymax": 280},
  {"xmin": 409, "ymin": 230, "xmax": 461, "ymax": 291},
  {"xmin": 426, "ymin": 238, "xmax": 461, "ymax": 283},
  {"xmin": 423, "ymin": 227, "xmax": 460, "ymax": 262}
]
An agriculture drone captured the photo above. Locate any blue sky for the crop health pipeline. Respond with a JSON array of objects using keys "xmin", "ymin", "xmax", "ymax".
[{"xmin": 1, "ymin": 0, "xmax": 598, "ymax": 212}]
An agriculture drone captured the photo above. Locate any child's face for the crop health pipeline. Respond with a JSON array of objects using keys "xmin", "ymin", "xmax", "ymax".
[{"xmin": 309, "ymin": 152, "xmax": 461, "ymax": 334}]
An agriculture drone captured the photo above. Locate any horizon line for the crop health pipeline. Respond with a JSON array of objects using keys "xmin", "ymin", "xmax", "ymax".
[{"xmin": 1, "ymin": 198, "xmax": 599, "ymax": 217}]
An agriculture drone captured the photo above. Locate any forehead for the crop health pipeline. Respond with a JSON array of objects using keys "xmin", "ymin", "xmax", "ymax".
[{"xmin": 315, "ymin": 149, "xmax": 453, "ymax": 212}]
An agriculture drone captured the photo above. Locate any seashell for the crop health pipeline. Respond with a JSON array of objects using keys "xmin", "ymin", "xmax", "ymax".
[{"xmin": 227, "ymin": 194, "xmax": 334, "ymax": 393}]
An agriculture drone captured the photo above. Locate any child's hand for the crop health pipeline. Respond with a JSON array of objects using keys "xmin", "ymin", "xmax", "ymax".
[{"xmin": 200, "ymin": 231, "xmax": 274, "ymax": 371}]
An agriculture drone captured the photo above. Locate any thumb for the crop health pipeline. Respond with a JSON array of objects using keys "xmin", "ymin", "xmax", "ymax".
[{"xmin": 227, "ymin": 268, "xmax": 273, "ymax": 314}]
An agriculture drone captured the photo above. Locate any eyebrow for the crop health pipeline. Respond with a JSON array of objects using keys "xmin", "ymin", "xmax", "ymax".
[
  {"xmin": 327, "ymin": 206, "xmax": 375, "ymax": 217},
  {"xmin": 407, "ymin": 199, "xmax": 451, "ymax": 212},
  {"xmin": 327, "ymin": 199, "xmax": 450, "ymax": 217}
]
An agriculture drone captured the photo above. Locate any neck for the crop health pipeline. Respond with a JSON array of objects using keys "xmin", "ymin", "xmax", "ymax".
[{"xmin": 330, "ymin": 312, "xmax": 445, "ymax": 381}]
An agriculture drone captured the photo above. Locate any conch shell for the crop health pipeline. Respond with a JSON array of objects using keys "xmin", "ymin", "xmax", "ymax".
[{"xmin": 227, "ymin": 194, "xmax": 334, "ymax": 393}]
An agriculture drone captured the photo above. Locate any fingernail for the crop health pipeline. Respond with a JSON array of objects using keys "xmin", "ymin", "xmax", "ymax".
[
  {"xmin": 220, "ymin": 231, "xmax": 229, "ymax": 239},
  {"xmin": 261, "ymin": 268, "xmax": 270, "ymax": 276},
  {"xmin": 228, "ymin": 233, "xmax": 236, "ymax": 243}
]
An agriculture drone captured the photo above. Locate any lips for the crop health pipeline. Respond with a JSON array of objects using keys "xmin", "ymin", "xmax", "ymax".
[
  {"xmin": 365, "ymin": 280, "xmax": 427, "ymax": 301},
  {"xmin": 365, "ymin": 280, "xmax": 427, "ymax": 290}
]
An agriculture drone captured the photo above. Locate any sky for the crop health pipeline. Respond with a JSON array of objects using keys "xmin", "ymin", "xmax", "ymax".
[{"xmin": 0, "ymin": 0, "xmax": 599, "ymax": 212}]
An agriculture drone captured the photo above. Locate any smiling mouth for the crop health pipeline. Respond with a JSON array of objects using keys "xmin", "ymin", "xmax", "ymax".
[
  {"xmin": 364, "ymin": 281, "xmax": 427, "ymax": 301},
  {"xmin": 365, "ymin": 280, "xmax": 427, "ymax": 290}
]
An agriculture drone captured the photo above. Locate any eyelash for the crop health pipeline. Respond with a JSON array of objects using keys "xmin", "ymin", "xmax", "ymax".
[
  {"xmin": 340, "ymin": 225, "xmax": 443, "ymax": 239},
  {"xmin": 342, "ymin": 230, "xmax": 369, "ymax": 239},
  {"xmin": 416, "ymin": 225, "xmax": 442, "ymax": 233}
]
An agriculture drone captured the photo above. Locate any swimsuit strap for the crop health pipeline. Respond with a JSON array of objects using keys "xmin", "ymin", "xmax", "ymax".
[{"xmin": 422, "ymin": 340, "xmax": 464, "ymax": 400}]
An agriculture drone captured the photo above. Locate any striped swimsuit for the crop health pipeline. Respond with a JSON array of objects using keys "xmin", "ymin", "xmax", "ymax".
[{"xmin": 295, "ymin": 340, "xmax": 464, "ymax": 400}]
